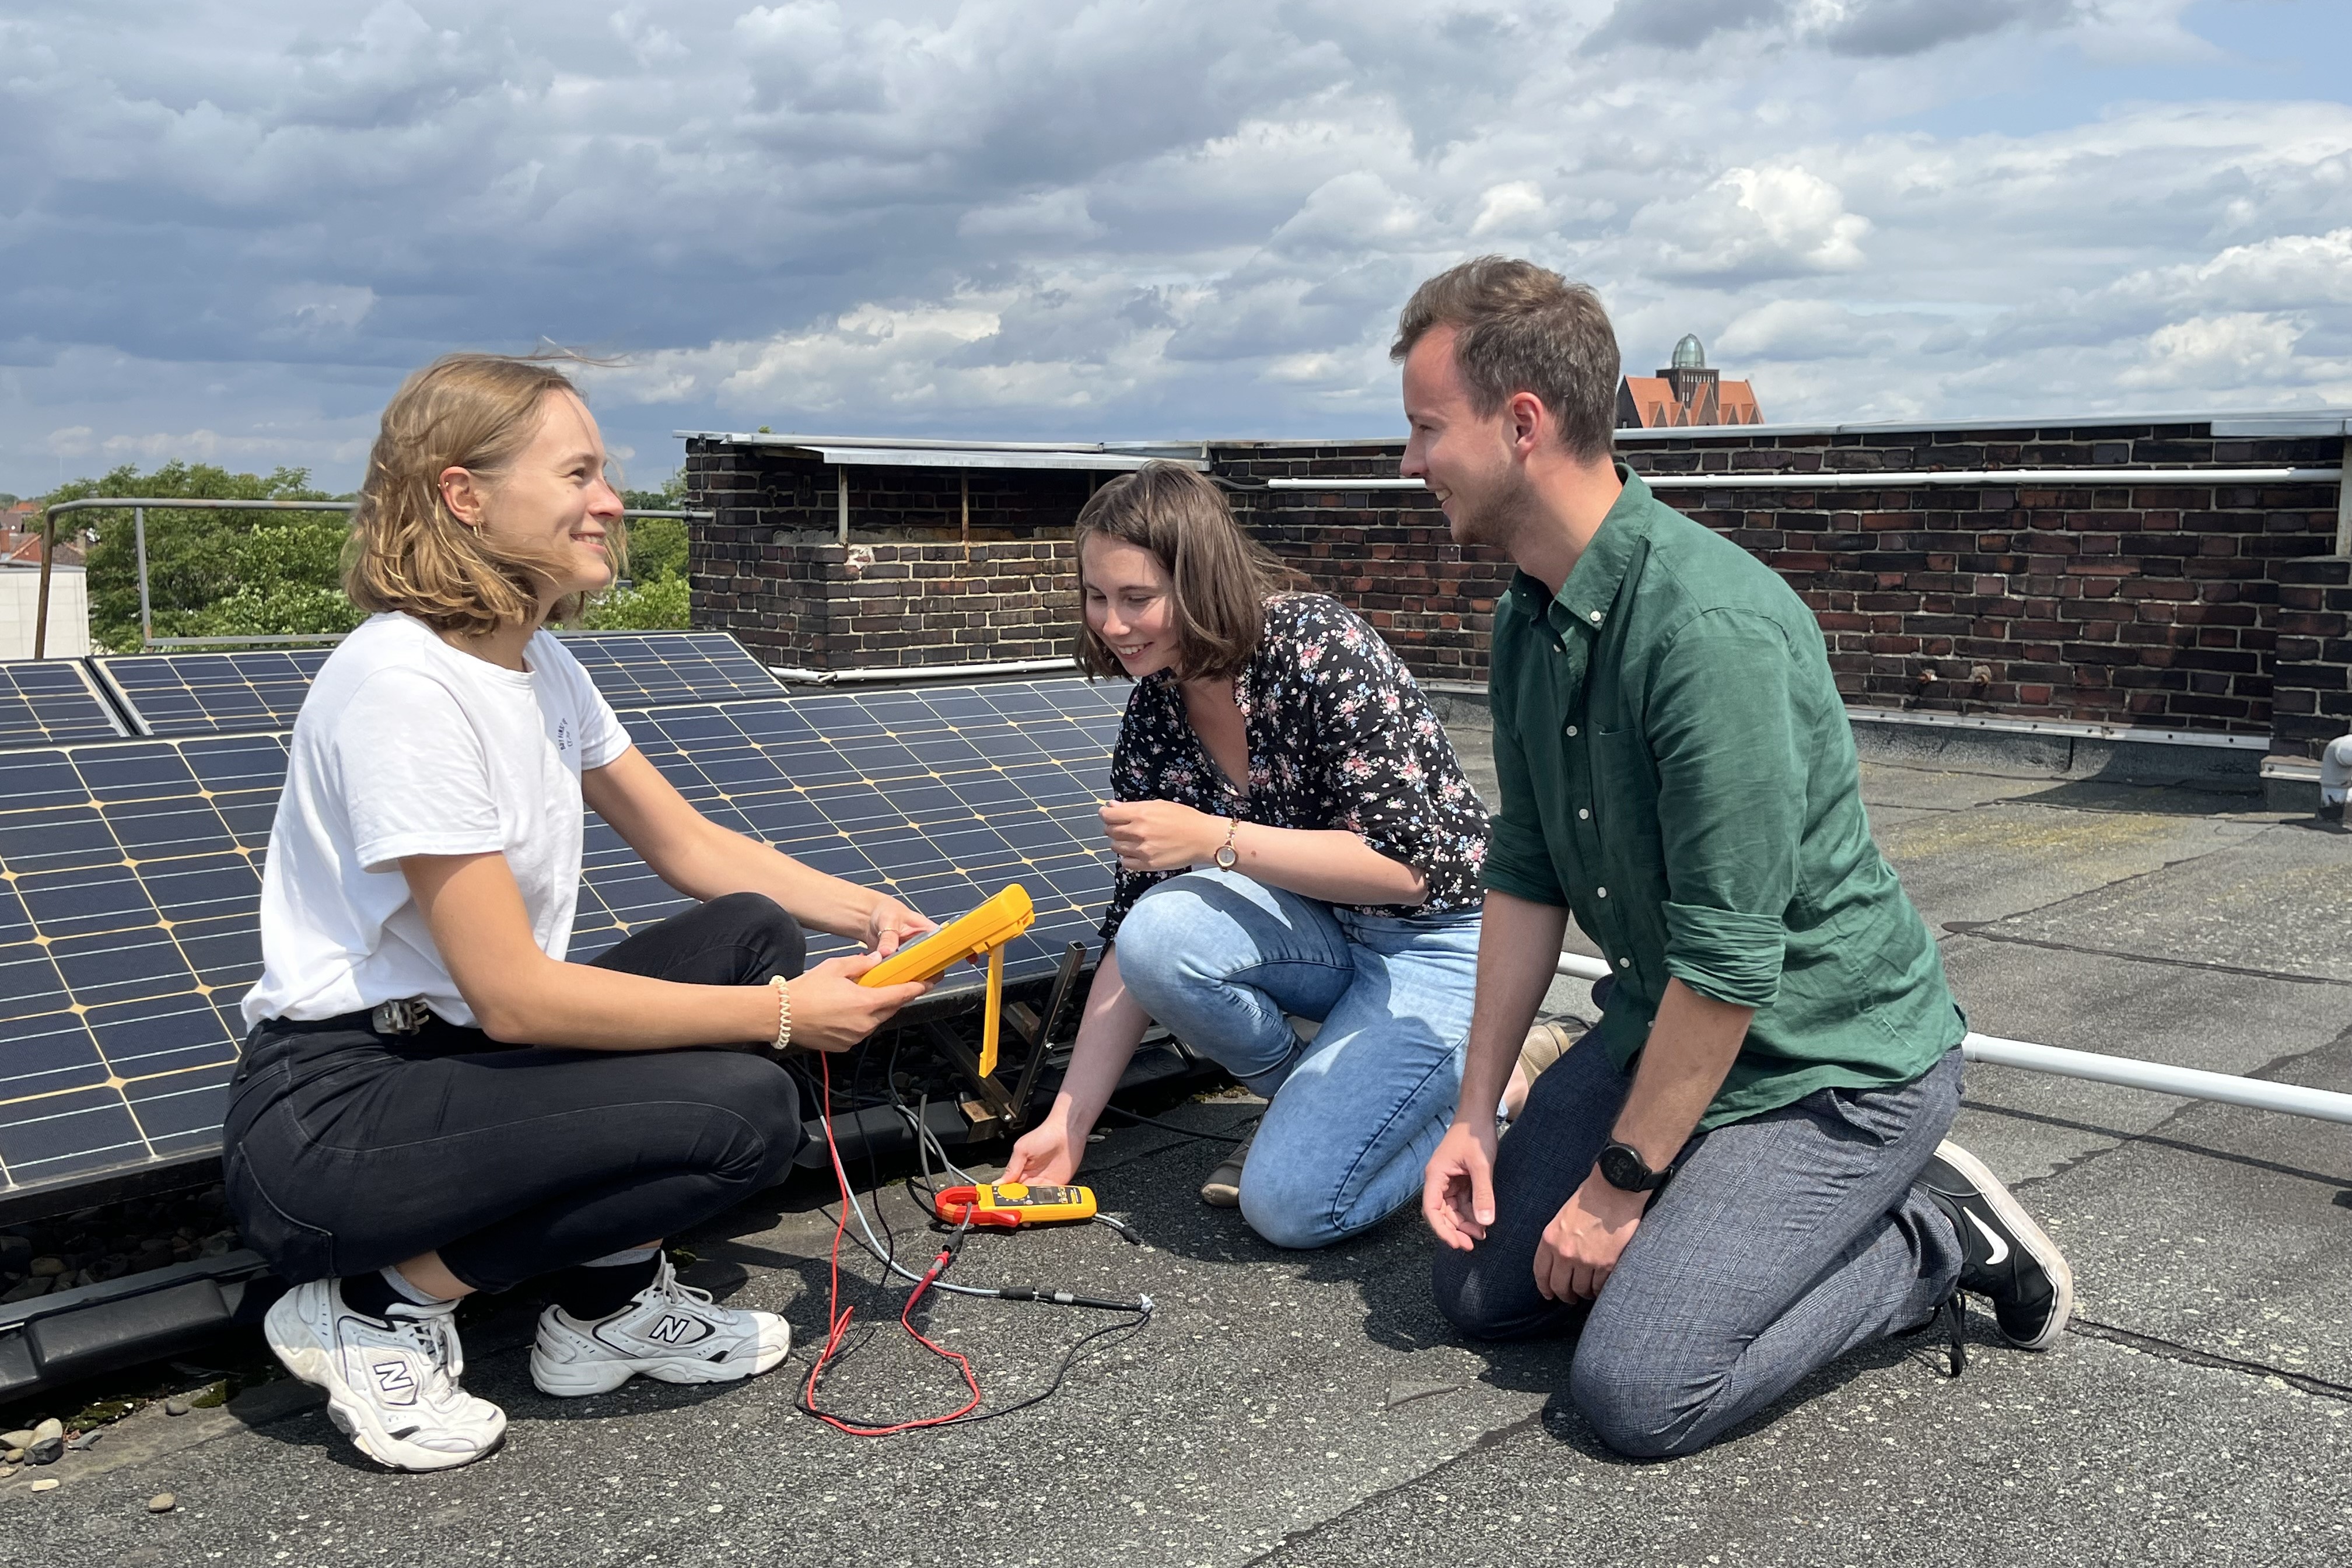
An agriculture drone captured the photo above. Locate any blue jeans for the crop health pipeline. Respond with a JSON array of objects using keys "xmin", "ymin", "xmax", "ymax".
[{"xmin": 1114, "ymin": 869, "xmax": 1483, "ymax": 1250}]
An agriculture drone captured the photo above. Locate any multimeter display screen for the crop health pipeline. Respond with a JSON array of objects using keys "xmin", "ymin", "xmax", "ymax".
[{"xmin": 992, "ymin": 1185, "xmax": 1080, "ymax": 1207}]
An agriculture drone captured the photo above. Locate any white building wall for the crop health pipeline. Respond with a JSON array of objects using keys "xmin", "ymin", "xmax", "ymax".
[{"xmin": 0, "ymin": 565, "xmax": 92, "ymax": 659}]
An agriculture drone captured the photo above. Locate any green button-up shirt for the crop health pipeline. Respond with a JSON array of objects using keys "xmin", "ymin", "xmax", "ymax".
[{"xmin": 1483, "ymin": 468, "xmax": 1963, "ymax": 1130}]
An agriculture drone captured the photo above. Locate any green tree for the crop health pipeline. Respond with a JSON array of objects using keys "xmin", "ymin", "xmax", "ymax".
[
  {"xmin": 607, "ymin": 472, "xmax": 692, "ymax": 628},
  {"xmin": 48, "ymin": 461, "xmax": 354, "ymax": 651},
  {"xmin": 46, "ymin": 459, "xmax": 698, "ymax": 646}
]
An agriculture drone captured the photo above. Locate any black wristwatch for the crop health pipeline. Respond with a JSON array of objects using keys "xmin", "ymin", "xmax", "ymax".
[{"xmin": 1597, "ymin": 1140, "xmax": 1672, "ymax": 1194}]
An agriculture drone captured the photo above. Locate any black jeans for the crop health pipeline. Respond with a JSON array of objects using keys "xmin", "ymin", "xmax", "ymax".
[{"xmin": 223, "ymin": 892, "xmax": 808, "ymax": 1292}]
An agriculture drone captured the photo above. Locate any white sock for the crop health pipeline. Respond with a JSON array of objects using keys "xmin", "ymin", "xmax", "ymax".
[
  {"xmin": 381, "ymin": 1265, "xmax": 453, "ymax": 1308},
  {"xmin": 580, "ymin": 1244, "xmax": 661, "ymax": 1268}
]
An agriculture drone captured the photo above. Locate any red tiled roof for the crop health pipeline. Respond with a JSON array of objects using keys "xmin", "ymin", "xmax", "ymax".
[
  {"xmin": 0, "ymin": 527, "xmax": 85, "ymax": 567},
  {"xmin": 1617, "ymin": 374, "xmax": 1765, "ymax": 428}
]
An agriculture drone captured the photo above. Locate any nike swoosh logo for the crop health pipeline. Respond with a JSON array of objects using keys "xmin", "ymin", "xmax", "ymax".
[{"xmin": 1966, "ymin": 1210, "xmax": 2010, "ymax": 1267}]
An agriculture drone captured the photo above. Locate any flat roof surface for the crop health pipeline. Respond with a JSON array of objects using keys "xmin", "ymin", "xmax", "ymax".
[{"xmin": 8, "ymin": 722, "xmax": 2350, "ymax": 1564}]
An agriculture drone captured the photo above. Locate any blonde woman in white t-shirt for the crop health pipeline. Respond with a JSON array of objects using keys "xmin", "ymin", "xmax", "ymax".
[{"xmin": 229, "ymin": 354, "xmax": 937, "ymax": 1472}]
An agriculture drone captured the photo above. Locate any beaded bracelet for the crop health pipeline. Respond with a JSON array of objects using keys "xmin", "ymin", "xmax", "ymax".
[{"xmin": 769, "ymin": 972, "xmax": 793, "ymax": 1054}]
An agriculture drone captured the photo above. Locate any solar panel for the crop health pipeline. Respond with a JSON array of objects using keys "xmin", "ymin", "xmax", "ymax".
[
  {"xmin": 0, "ymin": 660, "xmax": 127, "ymax": 749},
  {"xmin": 0, "ymin": 732, "xmax": 284, "ymax": 1196},
  {"xmin": 571, "ymin": 677, "xmax": 1128, "ymax": 988},
  {"xmin": 558, "ymin": 631, "xmax": 787, "ymax": 708},
  {"xmin": 0, "ymin": 675, "xmax": 1128, "ymax": 1203},
  {"xmin": 96, "ymin": 649, "xmax": 330, "ymax": 738},
  {"xmin": 98, "ymin": 632, "xmax": 788, "ymax": 738}
]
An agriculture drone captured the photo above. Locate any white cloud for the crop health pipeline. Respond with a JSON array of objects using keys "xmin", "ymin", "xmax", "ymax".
[
  {"xmin": 2118, "ymin": 313, "xmax": 2310, "ymax": 390},
  {"xmin": 1633, "ymin": 166, "xmax": 1873, "ymax": 280},
  {"xmin": 1, "ymin": 0, "xmax": 2348, "ymax": 491}
]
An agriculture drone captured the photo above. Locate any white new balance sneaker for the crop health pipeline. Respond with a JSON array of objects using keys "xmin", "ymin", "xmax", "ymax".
[
  {"xmin": 529, "ymin": 1252, "xmax": 791, "ymax": 1398},
  {"xmin": 263, "ymin": 1279, "xmax": 507, "ymax": 1472}
]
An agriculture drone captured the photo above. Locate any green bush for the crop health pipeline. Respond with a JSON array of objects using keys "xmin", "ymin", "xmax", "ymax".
[
  {"xmin": 621, "ymin": 514, "xmax": 688, "ymax": 584},
  {"xmin": 582, "ymin": 574, "xmax": 691, "ymax": 631}
]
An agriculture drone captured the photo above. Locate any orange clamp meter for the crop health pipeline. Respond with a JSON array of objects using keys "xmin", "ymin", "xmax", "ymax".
[
  {"xmin": 932, "ymin": 1182, "xmax": 1098, "ymax": 1229},
  {"xmin": 858, "ymin": 884, "xmax": 1035, "ymax": 1076}
]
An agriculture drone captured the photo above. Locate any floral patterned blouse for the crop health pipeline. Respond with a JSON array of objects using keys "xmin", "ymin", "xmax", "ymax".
[{"xmin": 1100, "ymin": 594, "xmax": 1491, "ymax": 940}]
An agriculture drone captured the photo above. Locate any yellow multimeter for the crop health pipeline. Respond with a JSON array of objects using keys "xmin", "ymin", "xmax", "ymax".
[
  {"xmin": 858, "ymin": 884, "xmax": 1036, "ymax": 1075},
  {"xmin": 932, "ymin": 1182, "xmax": 1099, "ymax": 1228}
]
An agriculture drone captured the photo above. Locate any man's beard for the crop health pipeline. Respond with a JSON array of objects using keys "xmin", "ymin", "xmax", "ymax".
[{"xmin": 1447, "ymin": 461, "xmax": 1540, "ymax": 551}]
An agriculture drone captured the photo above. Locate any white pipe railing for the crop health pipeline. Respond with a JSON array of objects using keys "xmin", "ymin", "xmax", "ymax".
[
  {"xmin": 1552, "ymin": 952, "xmax": 2352, "ymax": 1126},
  {"xmin": 1264, "ymin": 466, "xmax": 2342, "ymax": 492}
]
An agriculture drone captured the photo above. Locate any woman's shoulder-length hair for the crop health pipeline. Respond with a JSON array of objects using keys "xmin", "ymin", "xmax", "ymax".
[
  {"xmin": 342, "ymin": 352, "xmax": 622, "ymax": 639},
  {"xmin": 1073, "ymin": 461, "xmax": 1308, "ymax": 682}
]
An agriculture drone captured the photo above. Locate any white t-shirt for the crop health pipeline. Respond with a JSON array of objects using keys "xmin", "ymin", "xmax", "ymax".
[{"xmin": 242, "ymin": 612, "xmax": 631, "ymax": 1029}]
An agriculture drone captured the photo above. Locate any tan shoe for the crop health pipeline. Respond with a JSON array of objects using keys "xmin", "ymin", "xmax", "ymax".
[
  {"xmin": 1199, "ymin": 1136, "xmax": 1252, "ymax": 1207},
  {"xmin": 1502, "ymin": 1020, "xmax": 1583, "ymax": 1124},
  {"xmin": 1518, "ymin": 1019, "xmax": 1580, "ymax": 1083}
]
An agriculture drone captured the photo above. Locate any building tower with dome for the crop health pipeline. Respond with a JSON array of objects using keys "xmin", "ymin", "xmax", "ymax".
[{"xmin": 1616, "ymin": 334, "xmax": 1765, "ymax": 428}]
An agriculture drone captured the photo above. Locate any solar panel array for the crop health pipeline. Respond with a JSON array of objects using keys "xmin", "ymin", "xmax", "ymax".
[
  {"xmin": 0, "ymin": 631, "xmax": 1125, "ymax": 1202},
  {"xmin": 0, "ymin": 732, "xmax": 286, "ymax": 1193},
  {"xmin": 0, "ymin": 660, "xmax": 127, "ymax": 749},
  {"xmin": 572, "ymin": 680, "xmax": 1125, "ymax": 986},
  {"xmin": 558, "ymin": 631, "xmax": 786, "ymax": 709},
  {"xmin": 96, "ymin": 649, "xmax": 331, "ymax": 738},
  {"xmin": 94, "ymin": 632, "xmax": 788, "ymax": 740}
]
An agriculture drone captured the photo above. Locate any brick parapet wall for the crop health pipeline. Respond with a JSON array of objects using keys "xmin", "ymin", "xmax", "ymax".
[
  {"xmin": 684, "ymin": 439, "xmax": 1087, "ymax": 669},
  {"xmin": 2269, "ymin": 556, "xmax": 2352, "ymax": 758},
  {"xmin": 1212, "ymin": 442, "xmax": 1504, "ymax": 684},
  {"xmin": 1206, "ymin": 428, "xmax": 2342, "ymax": 740},
  {"xmin": 684, "ymin": 425, "xmax": 2346, "ymax": 749}
]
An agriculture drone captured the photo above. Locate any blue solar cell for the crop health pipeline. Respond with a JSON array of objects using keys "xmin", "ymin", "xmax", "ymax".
[
  {"xmin": 0, "ymin": 676, "xmax": 1128, "ymax": 1202},
  {"xmin": 0, "ymin": 662, "xmax": 125, "ymax": 750}
]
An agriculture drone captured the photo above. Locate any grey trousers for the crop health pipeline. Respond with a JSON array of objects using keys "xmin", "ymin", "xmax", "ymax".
[{"xmin": 1432, "ymin": 1036, "xmax": 1965, "ymax": 1458}]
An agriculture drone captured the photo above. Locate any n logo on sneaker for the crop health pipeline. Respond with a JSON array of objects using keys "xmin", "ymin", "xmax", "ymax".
[
  {"xmin": 373, "ymin": 1359, "xmax": 418, "ymax": 1402},
  {"xmin": 1965, "ymin": 1210, "xmax": 2010, "ymax": 1266},
  {"xmin": 648, "ymin": 1315, "xmax": 694, "ymax": 1345}
]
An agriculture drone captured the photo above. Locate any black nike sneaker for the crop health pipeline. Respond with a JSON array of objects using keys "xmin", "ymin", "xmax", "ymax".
[{"xmin": 1919, "ymin": 1141, "xmax": 2073, "ymax": 1351}]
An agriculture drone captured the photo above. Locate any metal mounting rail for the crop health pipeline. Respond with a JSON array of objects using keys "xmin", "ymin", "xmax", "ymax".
[{"xmin": 1552, "ymin": 952, "xmax": 2352, "ymax": 1126}]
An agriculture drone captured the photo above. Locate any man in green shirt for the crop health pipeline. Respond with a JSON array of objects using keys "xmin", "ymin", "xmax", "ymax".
[{"xmin": 1403, "ymin": 258, "xmax": 2071, "ymax": 1459}]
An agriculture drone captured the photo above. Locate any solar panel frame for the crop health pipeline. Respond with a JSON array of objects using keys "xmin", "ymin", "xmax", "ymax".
[
  {"xmin": 0, "ymin": 660, "xmax": 128, "ymax": 750},
  {"xmin": 0, "ymin": 674, "xmax": 1130, "ymax": 1206}
]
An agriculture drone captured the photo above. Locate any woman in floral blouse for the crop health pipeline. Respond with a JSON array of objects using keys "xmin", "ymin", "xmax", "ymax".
[{"xmin": 1007, "ymin": 463, "xmax": 1552, "ymax": 1248}]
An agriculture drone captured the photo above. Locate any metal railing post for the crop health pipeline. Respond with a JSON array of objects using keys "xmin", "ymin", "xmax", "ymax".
[
  {"xmin": 32, "ymin": 509, "xmax": 55, "ymax": 660},
  {"xmin": 134, "ymin": 506, "xmax": 153, "ymax": 650},
  {"xmin": 2337, "ymin": 435, "xmax": 2350, "ymax": 556}
]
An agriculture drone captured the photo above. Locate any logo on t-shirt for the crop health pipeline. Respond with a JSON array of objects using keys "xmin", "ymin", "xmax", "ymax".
[{"xmin": 553, "ymin": 716, "xmax": 574, "ymax": 755}]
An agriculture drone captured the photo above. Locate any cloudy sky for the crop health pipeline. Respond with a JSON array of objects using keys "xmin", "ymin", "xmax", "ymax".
[{"xmin": 2, "ymin": 0, "xmax": 2347, "ymax": 495}]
